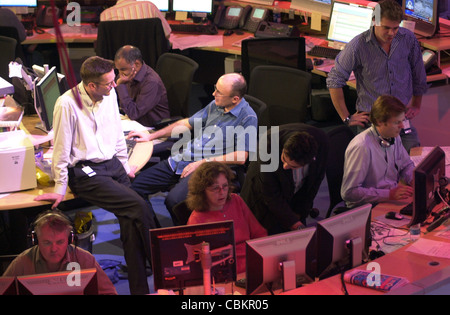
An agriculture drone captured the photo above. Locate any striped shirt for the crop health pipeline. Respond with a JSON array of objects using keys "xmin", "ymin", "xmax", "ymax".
[
  {"xmin": 327, "ymin": 26, "xmax": 428, "ymax": 111},
  {"xmin": 100, "ymin": 0, "xmax": 172, "ymax": 38}
]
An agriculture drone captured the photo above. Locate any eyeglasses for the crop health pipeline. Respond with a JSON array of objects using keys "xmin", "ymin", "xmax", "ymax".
[
  {"xmin": 94, "ymin": 80, "xmax": 116, "ymax": 89},
  {"xmin": 207, "ymin": 184, "xmax": 229, "ymax": 193},
  {"xmin": 213, "ymin": 85, "xmax": 234, "ymax": 98}
]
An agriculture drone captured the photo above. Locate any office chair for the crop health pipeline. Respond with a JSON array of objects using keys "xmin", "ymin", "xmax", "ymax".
[
  {"xmin": 243, "ymin": 94, "xmax": 268, "ymax": 128},
  {"xmin": 171, "ymin": 200, "xmax": 191, "ymax": 226},
  {"xmin": 0, "ymin": 26, "xmax": 27, "ymax": 66},
  {"xmin": 0, "ymin": 35, "xmax": 16, "ymax": 82},
  {"xmin": 248, "ymin": 65, "xmax": 312, "ymax": 127},
  {"xmin": 325, "ymin": 125, "xmax": 355, "ymax": 218},
  {"xmin": 155, "ymin": 53, "xmax": 199, "ymax": 119},
  {"xmin": 241, "ymin": 37, "xmax": 306, "ymax": 86},
  {"xmin": 95, "ymin": 18, "xmax": 169, "ymax": 70},
  {"xmin": 0, "ymin": 255, "xmax": 17, "ymax": 275}
]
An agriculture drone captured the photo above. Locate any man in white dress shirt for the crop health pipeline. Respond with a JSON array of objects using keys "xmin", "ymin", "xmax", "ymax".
[
  {"xmin": 100, "ymin": 0, "xmax": 172, "ymax": 38},
  {"xmin": 34, "ymin": 56, "xmax": 156, "ymax": 295},
  {"xmin": 341, "ymin": 95, "xmax": 415, "ymax": 208}
]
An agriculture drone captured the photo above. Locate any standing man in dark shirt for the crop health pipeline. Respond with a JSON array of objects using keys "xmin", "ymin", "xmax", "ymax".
[{"xmin": 114, "ymin": 45, "xmax": 170, "ymax": 127}]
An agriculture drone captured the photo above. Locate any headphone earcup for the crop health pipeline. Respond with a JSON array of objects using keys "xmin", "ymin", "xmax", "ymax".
[{"xmin": 379, "ymin": 136, "xmax": 395, "ymax": 148}]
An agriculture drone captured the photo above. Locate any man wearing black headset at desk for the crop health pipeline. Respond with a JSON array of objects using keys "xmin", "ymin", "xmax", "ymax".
[{"xmin": 341, "ymin": 95, "xmax": 415, "ymax": 209}]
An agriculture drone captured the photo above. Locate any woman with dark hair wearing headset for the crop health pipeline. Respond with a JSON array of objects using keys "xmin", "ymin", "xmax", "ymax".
[
  {"xmin": 2, "ymin": 210, "xmax": 117, "ymax": 295},
  {"xmin": 341, "ymin": 95, "xmax": 415, "ymax": 209}
]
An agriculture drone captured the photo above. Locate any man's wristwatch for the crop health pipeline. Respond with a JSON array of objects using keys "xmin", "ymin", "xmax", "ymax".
[{"xmin": 343, "ymin": 116, "xmax": 351, "ymax": 125}]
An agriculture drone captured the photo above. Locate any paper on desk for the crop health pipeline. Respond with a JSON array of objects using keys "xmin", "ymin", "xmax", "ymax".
[
  {"xmin": 406, "ymin": 238, "xmax": 450, "ymax": 259},
  {"xmin": 169, "ymin": 34, "xmax": 224, "ymax": 51},
  {"xmin": 120, "ymin": 119, "xmax": 148, "ymax": 132}
]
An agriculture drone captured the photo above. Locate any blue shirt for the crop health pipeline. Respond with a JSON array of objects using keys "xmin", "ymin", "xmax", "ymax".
[
  {"xmin": 168, "ymin": 97, "xmax": 258, "ymax": 175},
  {"xmin": 327, "ymin": 26, "xmax": 428, "ymax": 111}
]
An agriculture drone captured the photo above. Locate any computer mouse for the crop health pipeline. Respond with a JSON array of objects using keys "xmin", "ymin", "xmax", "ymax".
[
  {"xmin": 385, "ymin": 211, "xmax": 404, "ymax": 220},
  {"xmin": 223, "ymin": 30, "xmax": 234, "ymax": 36}
]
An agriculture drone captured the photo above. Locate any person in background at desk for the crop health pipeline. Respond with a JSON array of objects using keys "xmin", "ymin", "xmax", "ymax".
[
  {"xmin": 100, "ymin": 0, "xmax": 172, "ymax": 38},
  {"xmin": 128, "ymin": 73, "xmax": 257, "ymax": 225},
  {"xmin": 115, "ymin": 45, "xmax": 170, "ymax": 127},
  {"xmin": 2, "ymin": 210, "xmax": 117, "ymax": 295},
  {"xmin": 186, "ymin": 162, "xmax": 267, "ymax": 274},
  {"xmin": 240, "ymin": 123, "xmax": 329, "ymax": 235},
  {"xmin": 341, "ymin": 95, "xmax": 415, "ymax": 209},
  {"xmin": 326, "ymin": 0, "xmax": 428, "ymax": 153},
  {"xmin": 34, "ymin": 56, "xmax": 157, "ymax": 295}
]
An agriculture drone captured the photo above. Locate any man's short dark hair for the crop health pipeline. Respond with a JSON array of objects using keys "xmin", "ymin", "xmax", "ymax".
[
  {"xmin": 283, "ymin": 131, "xmax": 318, "ymax": 165},
  {"xmin": 379, "ymin": 0, "xmax": 403, "ymax": 23},
  {"xmin": 114, "ymin": 45, "xmax": 143, "ymax": 64},
  {"xmin": 80, "ymin": 56, "xmax": 115, "ymax": 85}
]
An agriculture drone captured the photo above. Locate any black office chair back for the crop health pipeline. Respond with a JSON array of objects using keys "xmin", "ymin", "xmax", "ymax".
[
  {"xmin": 0, "ymin": 26, "xmax": 26, "ymax": 66},
  {"xmin": 243, "ymin": 94, "xmax": 268, "ymax": 127},
  {"xmin": 241, "ymin": 37, "xmax": 306, "ymax": 86},
  {"xmin": 155, "ymin": 53, "xmax": 199, "ymax": 118},
  {"xmin": 0, "ymin": 255, "xmax": 17, "ymax": 275},
  {"xmin": 0, "ymin": 35, "xmax": 16, "ymax": 82},
  {"xmin": 325, "ymin": 125, "xmax": 355, "ymax": 217},
  {"xmin": 96, "ymin": 18, "xmax": 169, "ymax": 70},
  {"xmin": 248, "ymin": 65, "xmax": 311, "ymax": 127},
  {"xmin": 172, "ymin": 200, "xmax": 192, "ymax": 226}
]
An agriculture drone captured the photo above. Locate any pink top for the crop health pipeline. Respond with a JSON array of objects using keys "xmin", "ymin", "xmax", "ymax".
[{"xmin": 187, "ymin": 194, "xmax": 267, "ymax": 274}]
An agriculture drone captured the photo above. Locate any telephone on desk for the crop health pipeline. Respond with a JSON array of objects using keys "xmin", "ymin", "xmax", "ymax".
[{"xmin": 214, "ymin": 5, "xmax": 269, "ymax": 33}]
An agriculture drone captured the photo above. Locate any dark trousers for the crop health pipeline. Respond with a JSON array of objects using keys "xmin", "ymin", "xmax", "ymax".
[
  {"xmin": 68, "ymin": 157, "xmax": 156, "ymax": 295},
  {"xmin": 131, "ymin": 160, "xmax": 191, "ymax": 225}
]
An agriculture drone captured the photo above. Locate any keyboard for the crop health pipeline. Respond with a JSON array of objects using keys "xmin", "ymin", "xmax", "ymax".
[
  {"xmin": 308, "ymin": 46, "xmax": 342, "ymax": 59},
  {"xmin": 171, "ymin": 24, "xmax": 218, "ymax": 35},
  {"xmin": 126, "ymin": 139, "xmax": 137, "ymax": 156},
  {"xmin": 399, "ymin": 202, "xmax": 413, "ymax": 216}
]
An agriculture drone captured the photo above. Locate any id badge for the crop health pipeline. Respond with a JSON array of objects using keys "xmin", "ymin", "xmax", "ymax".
[{"xmin": 82, "ymin": 165, "xmax": 97, "ymax": 177}]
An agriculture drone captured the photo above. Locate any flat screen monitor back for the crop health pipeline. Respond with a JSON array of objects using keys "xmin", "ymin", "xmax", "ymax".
[
  {"xmin": 411, "ymin": 146, "xmax": 446, "ymax": 227},
  {"xmin": 150, "ymin": 221, "xmax": 236, "ymax": 292},
  {"xmin": 16, "ymin": 268, "xmax": 98, "ymax": 295},
  {"xmin": 316, "ymin": 203, "xmax": 372, "ymax": 280},
  {"xmin": 245, "ymin": 227, "xmax": 317, "ymax": 295}
]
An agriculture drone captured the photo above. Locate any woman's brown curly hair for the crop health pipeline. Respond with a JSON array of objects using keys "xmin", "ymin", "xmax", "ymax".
[{"xmin": 186, "ymin": 161, "xmax": 235, "ymax": 212}]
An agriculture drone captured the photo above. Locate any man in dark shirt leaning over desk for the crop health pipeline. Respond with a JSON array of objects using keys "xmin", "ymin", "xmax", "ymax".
[{"xmin": 115, "ymin": 45, "xmax": 170, "ymax": 127}]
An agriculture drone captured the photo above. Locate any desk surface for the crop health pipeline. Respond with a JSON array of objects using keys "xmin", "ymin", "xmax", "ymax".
[
  {"xmin": 281, "ymin": 202, "xmax": 450, "ymax": 295},
  {"xmin": 0, "ymin": 115, "xmax": 153, "ymax": 211}
]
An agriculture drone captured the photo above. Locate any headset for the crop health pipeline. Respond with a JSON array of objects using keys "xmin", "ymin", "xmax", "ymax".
[
  {"xmin": 378, "ymin": 136, "xmax": 395, "ymax": 148},
  {"xmin": 28, "ymin": 210, "xmax": 75, "ymax": 246}
]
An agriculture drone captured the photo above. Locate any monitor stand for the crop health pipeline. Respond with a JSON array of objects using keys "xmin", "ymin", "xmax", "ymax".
[
  {"xmin": 346, "ymin": 237, "xmax": 363, "ymax": 269},
  {"xmin": 280, "ymin": 260, "xmax": 296, "ymax": 292}
]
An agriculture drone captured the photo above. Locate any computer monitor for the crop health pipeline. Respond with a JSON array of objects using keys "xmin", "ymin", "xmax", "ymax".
[
  {"xmin": 172, "ymin": 0, "xmax": 213, "ymax": 14},
  {"xmin": 137, "ymin": 0, "xmax": 169, "ymax": 12},
  {"xmin": 411, "ymin": 146, "xmax": 446, "ymax": 227},
  {"xmin": 0, "ymin": 0, "xmax": 37, "ymax": 7},
  {"xmin": 245, "ymin": 227, "xmax": 317, "ymax": 295},
  {"xmin": 33, "ymin": 66, "xmax": 63, "ymax": 133},
  {"xmin": 16, "ymin": 268, "xmax": 98, "ymax": 295},
  {"xmin": 327, "ymin": 1, "xmax": 375, "ymax": 48},
  {"xmin": 316, "ymin": 203, "xmax": 372, "ymax": 280},
  {"xmin": 150, "ymin": 221, "xmax": 236, "ymax": 293},
  {"xmin": 403, "ymin": 0, "xmax": 439, "ymax": 37},
  {"xmin": 0, "ymin": 277, "xmax": 16, "ymax": 295},
  {"xmin": 291, "ymin": 0, "xmax": 332, "ymax": 17}
]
